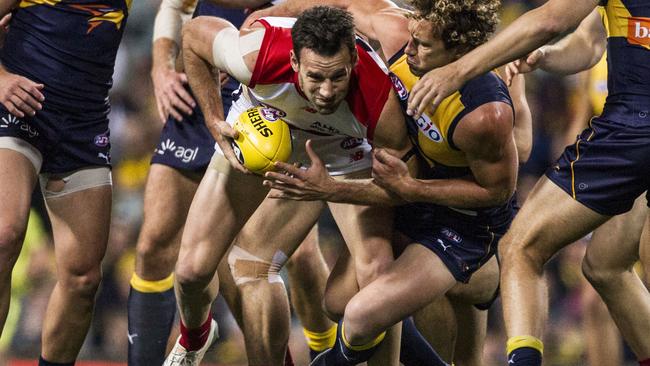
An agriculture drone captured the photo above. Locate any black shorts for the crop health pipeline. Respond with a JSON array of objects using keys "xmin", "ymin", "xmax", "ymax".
[
  {"xmin": 395, "ymin": 202, "xmax": 514, "ymax": 283},
  {"xmin": 150, "ymin": 107, "xmax": 215, "ymax": 173},
  {"xmin": 546, "ymin": 117, "xmax": 650, "ymax": 216},
  {"xmin": 0, "ymin": 105, "xmax": 110, "ymax": 173}
]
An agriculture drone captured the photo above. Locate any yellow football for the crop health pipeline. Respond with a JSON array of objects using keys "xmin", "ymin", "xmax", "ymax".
[{"xmin": 231, "ymin": 106, "xmax": 292, "ymax": 174}]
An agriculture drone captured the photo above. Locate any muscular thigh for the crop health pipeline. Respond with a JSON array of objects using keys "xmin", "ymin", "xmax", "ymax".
[
  {"xmin": 586, "ymin": 194, "xmax": 648, "ymax": 271},
  {"xmin": 139, "ymin": 164, "xmax": 201, "ymax": 244},
  {"xmin": 0, "ymin": 148, "xmax": 37, "ymax": 236},
  {"xmin": 235, "ymin": 196, "xmax": 325, "ymax": 261}
]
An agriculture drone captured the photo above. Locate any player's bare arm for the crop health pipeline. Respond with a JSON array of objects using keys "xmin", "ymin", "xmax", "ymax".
[
  {"xmin": 505, "ymin": 9, "xmax": 606, "ymax": 83},
  {"xmin": 265, "ymin": 89, "xmax": 414, "ymax": 205},
  {"xmin": 182, "ymin": 16, "xmax": 260, "ymax": 172},
  {"xmin": 208, "ymin": 0, "xmax": 269, "ymax": 8},
  {"xmin": 244, "ymin": 0, "xmax": 410, "ymax": 60},
  {"xmin": 407, "ymin": 0, "xmax": 600, "ymax": 118},
  {"xmin": 151, "ymin": 0, "xmax": 198, "ymax": 123},
  {"xmin": 382, "ymin": 102, "xmax": 517, "ymax": 208}
]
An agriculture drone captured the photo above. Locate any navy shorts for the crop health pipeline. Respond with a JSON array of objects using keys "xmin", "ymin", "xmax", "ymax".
[
  {"xmin": 0, "ymin": 105, "xmax": 110, "ymax": 174},
  {"xmin": 395, "ymin": 202, "xmax": 514, "ymax": 283},
  {"xmin": 150, "ymin": 106, "xmax": 215, "ymax": 173},
  {"xmin": 546, "ymin": 117, "xmax": 650, "ymax": 216}
]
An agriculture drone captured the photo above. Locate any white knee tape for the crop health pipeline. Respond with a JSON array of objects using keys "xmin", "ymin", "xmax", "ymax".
[
  {"xmin": 227, "ymin": 245, "xmax": 288, "ymax": 286},
  {"xmin": 211, "ymin": 27, "xmax": 263, "ymax": 85},
  {"xmin": 40, "ymin": 167, "xmax": 112, "ymax": 199}
]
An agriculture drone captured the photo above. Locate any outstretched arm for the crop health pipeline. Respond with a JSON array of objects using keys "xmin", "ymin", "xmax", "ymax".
[
  {"xmin": 407, "ymin": 0, "xmax": 599, "ymax": 118},
  {"xmin": 244, "ymin": 0, "xmax": 410, "ymax": 60},
  {"xmin": 504, "ymin": 8, "xmax": 606, "ymax": 82}
]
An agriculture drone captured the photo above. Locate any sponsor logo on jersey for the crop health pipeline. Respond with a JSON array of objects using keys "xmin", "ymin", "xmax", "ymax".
[
  {"xmin": 628, "ymin": 17, "xmax": 650, "ymax": 46},
  {"xmin": 340, "ymin": 137, "xmax": 364, "ymax": 150},
  {"xmin": 1, "ymin": 113, "xmax": 39, "ymax": 138},
  {"xmin": 414, "ymin": 114, "xmax": 443, "ymax": 143},
  {"xmin": 310, "ymin": 121, "xmax": 340, "ymax": 135},
  {"xmin": 155, "ymin": 138, "xmax": 199, "ymax": 163},
  {"xmin": 94, "ymin": 131, "xmax": 110, "ymax": 147},
  {"xmin": 389, "ymin": 73, "xmax": 408, "ymax": 100},
  {"xmin": 260, "ymin": 106, "xmax": 286, "ymax": 122}
]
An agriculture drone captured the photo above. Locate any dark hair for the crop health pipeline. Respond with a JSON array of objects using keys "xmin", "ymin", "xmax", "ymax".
[
  {"xmin": 291, "ymin": 6, "xmax": 356, "ymax": 61},
  {"xmin": 407, "ymin": 0, "xmax": 500, "ymax": 55}
]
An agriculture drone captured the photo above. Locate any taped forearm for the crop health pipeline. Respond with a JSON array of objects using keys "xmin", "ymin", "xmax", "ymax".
[{"xmin": 153, "ymin": 0, "xmax": 198, "ymax": 44}]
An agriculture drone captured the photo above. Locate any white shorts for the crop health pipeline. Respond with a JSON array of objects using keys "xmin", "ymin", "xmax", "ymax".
[{"xmin": 216, "ymin": 94, "xmax": 373, "ymax": 176}]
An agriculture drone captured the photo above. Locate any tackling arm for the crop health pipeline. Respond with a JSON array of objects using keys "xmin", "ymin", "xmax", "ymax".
[{"xmin": 395, "ymin": 103, "xmax": 518, "ymax": 208}]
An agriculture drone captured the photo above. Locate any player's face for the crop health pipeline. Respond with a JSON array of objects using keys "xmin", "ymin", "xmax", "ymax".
[
  {"xmin": 404, "ymin": 19, "xmax": 457, "ymax": 77},
  {"xmin": 291, "ymin": 47, "xmax": 356, "ymax": 115}
]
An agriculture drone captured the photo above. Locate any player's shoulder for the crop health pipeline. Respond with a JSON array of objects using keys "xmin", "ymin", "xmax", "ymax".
[{"xmin": 458, "ymin": 71, "xmax": 511, "ymax": 110}]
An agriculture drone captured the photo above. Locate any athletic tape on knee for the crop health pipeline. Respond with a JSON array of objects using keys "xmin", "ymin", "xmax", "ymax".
[
  {"xmin": 227, "ymin": 245, "xmax": 288, "ymax": 285},
  {"xmin": 40, "ymin": 167, "xmax": 112, "ymax": 199},
  {"xmin": 0, "ymin": 136, "xmax": 43, "ymax": 173},
  {"xmin": 211, "ymin": 28, "xmax": 263, "ymax": 85},
  {"xmin": 506, "ymin": 335, "xmax": 544, "ymax": 355}
]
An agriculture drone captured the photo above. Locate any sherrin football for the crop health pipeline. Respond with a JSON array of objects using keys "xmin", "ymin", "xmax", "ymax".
[{"xmin": 231, "ymin": 106, "xmax": 292, "ymax": 174}]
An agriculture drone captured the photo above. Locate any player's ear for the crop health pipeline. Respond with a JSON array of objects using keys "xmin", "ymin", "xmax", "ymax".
[{"xmin": 290, "ymin": 49, "xmax": 299, "ymax": 72}]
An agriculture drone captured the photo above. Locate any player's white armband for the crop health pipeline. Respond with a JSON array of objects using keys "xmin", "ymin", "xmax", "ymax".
[
  {"xmin": 153, "ymin": 0, "xmax": 198, "ymax": 44},
  {"xmin": 211, "ymin": 27, "xmax": 263, "ymax": 85}
]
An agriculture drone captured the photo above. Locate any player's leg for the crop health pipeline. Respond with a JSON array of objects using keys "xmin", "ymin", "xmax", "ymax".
[
  {"xmin": 39, "ymin": 169, "xmax": 112, "ymax": 363},
  {"xmin": 231, "ymin": 196, "xmax": 325, "ymax": 365},
  {"xmin": 0, "ymin": 146, "xmax": 38, "ymax": 338},
  {"xmin": 285, "ymin": 225, "xmax": 336, "ymax": 360},
  {"xmin": 582, "ymin": 195, "xmax": 650, "ymax": 359},
  {"xmin": 410, "ymin": 297, "xmax": 456, "ymax": 363},
  {"xmin": 168, "ymin": 158, "xmax": 269, "ymax": 360},
  {"xmin": 313, "ymin": 243, "xmax": 457, "ymax": 366},
  {"xmin": 327, "ymin": 201, "xmax": 401, "ymax": 366},
  {"xmin": 582, "ymin": 281, "xmax": 622, "ymax": 366},
  {"xmin": 322, "ymin": 245, "xmax": 358, "ymax": 321},
  {"xmin": 499, "ymin": 176, "xmax": 610, "ymax": 366},
  {"xmin": 642, "ymin": 205, "xmax": 650, "ymax": 287},
  {"xmin": 127, "ymin": 164, "xmax": 200, "ymax": 366},
  {"xmin": 414, "ymin": 256, "xmax": 499, "ymax": 365}
]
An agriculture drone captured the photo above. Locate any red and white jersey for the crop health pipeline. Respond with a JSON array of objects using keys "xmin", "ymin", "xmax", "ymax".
[{"xmin": 244, "ymin": 17, "xmax": 393, "ymax": 142}]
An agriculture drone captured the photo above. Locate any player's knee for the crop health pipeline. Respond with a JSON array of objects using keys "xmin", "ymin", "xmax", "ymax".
[
  {"xmin": 499, "ymin": 232, "xmax": 547, "ymax": 272},
  {"xmin": 175, "ymin": 262, "xmax": 214, "ymax": 291},
  {"xmin": 343, "ymin": 297, "xmax": 376, "ymax": 344},
  {"xmin": 582, "ymin": 255, "xmax": 622, "ymax": 290},
  {"xmin": 60, "ymin": 266, "xmax": 102, "ymax": 298},
  {"xmin": 355, "ymin": 258, "xmax": 391, "ymax": 286},
  {"xmin": 0, "ymin": 223, "xmax": 26, "ymax": 267},
  {"xmin": 135, "ymin": 232, "xmax": 177, "ymax": 274}
]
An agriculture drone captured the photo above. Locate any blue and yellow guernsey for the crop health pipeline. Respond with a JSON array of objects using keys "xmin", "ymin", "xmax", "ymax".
[
  {"xmin": 388, "ymin": 48, "xmax": 515, "ymax": 226},
  {"xmin": 598, "ymin": 0, "xmax": 650, "ymax": 125},
  {"xmin": 1, "ymin": 0, "xmax": 131, "ymax": 117}
]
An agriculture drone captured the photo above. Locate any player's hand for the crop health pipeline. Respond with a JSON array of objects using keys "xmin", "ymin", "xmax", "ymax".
[
  {"xmin": 504, "ymin": 48, "xmax": 546, "ymax": 86},
  {"xmin": 213, "ymin": 119, "xmax": 250, "ymax": 174},
  {"xmin": 0, "ymin": 14, "xmax": 11, "ymax": 48},
  {"xmin": 372, "ymin": 148, "xmax": 412, "ymax": 195},
  {"xmin": 407, "ymin": 62, "xmax": 463, "ymax": 120},
  {"xmin": 264, "ymin": 140, "xmax": 335, "ymax": 201},
  {"xmin": 151, "ymin": 65, "xmax": 196, "ymax": 123},
  {"xmin": 0, "ymin": 68, "xmax": 44, "ymax": 118}
]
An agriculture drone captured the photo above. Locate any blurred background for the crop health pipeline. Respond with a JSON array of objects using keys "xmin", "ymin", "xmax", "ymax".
[{"xmin": 0, "ymin": 0, "xmax": 645, "ymax": 365}]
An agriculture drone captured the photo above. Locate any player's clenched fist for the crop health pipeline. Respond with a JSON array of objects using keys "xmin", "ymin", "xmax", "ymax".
[{"xmin": 0, "ymin": 67, "xmax": 44, "ymax": 118}]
